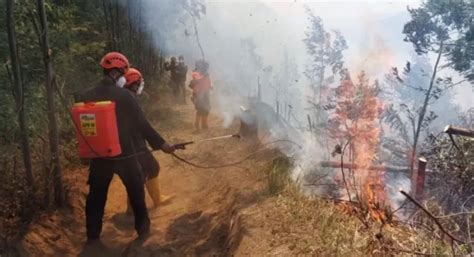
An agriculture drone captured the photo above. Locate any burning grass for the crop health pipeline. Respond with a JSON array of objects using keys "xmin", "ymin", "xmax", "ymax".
[
  {"xmin": 267, "ymin": 184, "xmax": 451, "ymax": 256},
  {"xmin": 260, "ymin": 157, "xmax": 451, "ymax": 256}
]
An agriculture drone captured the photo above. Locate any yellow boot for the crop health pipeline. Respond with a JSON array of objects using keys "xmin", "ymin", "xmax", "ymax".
[{"xmin": 146, "ymin": 177, "xmax": 173, "ymax": 208}]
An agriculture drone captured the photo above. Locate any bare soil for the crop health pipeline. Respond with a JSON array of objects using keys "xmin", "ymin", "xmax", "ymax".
[{"xmin": 18, "ymin": 97, "xmax": 274, "ymax": 257}]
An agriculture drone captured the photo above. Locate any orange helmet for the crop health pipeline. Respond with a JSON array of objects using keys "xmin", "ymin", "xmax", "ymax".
[
  {"xmin": 100, "ymin": 52, "xmax": 129, "ymax": 73},
  {"xmin": 124, "ymin": 68, "xmax": 143, "ymax": 87}
]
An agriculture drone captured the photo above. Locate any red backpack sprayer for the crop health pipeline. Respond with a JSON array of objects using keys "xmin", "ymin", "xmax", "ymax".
[
  {"xmin": 69, "ymin": 100, "xmax": 299, "ymax": 168},
  {"xmin": 70, "ymin": 98, "xmax": 248, "ymax": 167}
]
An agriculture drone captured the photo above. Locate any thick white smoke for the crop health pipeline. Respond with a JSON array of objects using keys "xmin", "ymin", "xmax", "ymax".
[{"xmin": 131, "ymin": 0, "xmax": 470, "ymax": 212}]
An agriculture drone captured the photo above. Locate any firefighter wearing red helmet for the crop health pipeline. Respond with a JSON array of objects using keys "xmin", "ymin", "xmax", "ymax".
[
  {"xmin": 100, "ymin": 52, "xmax": 129, "ymax": 87},
  {"xmin": 76, "ymin": 52, "xmax": 175, "ymax": 241},
  {"xmin": 189, "ymin": 59, "xmax": 211, "ymax": 130},
  {"xmin": 124, "ymin": 68, "xmax": 145, "ymax": 95},
  {"xmin": 123, "ymin": 68, "xmax": 173, "ymax": 214}
]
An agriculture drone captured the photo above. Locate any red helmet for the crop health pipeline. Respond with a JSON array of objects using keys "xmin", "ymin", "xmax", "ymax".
[
  {"xmin": 124, "ymin": 68, "xmax": 143, "ymax": 87},
  {"xmin": 191, "ymin": 71, "xmax": 203, "ymax": 80},
  {"xmin": 100, "ymin": 52, "xmax": 129, "ymax": 73}
]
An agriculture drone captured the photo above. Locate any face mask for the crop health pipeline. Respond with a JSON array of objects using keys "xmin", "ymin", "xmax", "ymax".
[
  {"xmin": 116, "ymin": 76, "xmax": 126, "ymax": 88},
  {"xmin": 137, "ymin": 81, "xmax": 145, "ymax": 95}
]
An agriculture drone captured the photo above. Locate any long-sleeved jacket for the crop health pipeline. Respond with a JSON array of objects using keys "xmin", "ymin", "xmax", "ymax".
[
  {"xmin": 165, "ymin": 62, "xmax": 180, "ymax": 82},
  {"xmin": 177, "ymin": 63, "xmax": 188, "ymax": 83},
  {"xmin": 76, "ymin": 76, "xmax": 165, "ymax": 157}
]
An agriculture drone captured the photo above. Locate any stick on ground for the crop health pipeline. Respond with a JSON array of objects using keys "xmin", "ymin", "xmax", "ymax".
[{"xmin": 400, "ymin": 190, "xmax": 464, "ymax": 244}]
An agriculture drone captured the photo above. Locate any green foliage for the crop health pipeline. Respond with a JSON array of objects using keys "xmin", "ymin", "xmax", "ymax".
[
  {"xmin": 304, "ymin": 7, "xmax": 347, "ymax": 92},
  {"xmin": 303, "ymin": 8, "xmax": 347, "ymax": 141},
  {"xmin": 382, "ymin": 55, "xmax": 460, "ymax": 166},
  {"xmin": 423, "ymin": 136, "xmax": 474, "ymax": 211},
  {"xmin": 404, "ymin": 0, "xmax": 474, "ymax": 81},
  {"xmin": 418, "ymin": 134, "xmax": 474, "ymax": 245},
  {"xmin": 0, "ymin": 0, "xmax": 166, "ymax": 250}
]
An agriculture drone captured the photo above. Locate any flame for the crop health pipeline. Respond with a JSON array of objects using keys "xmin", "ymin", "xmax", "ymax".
[
  {"xmin": 365, "ymin": 173, "xmax": 387, "ymax": 223},
  {"xmin": 332, "ymin": 72, "xmax": 388, "ymax": 223}
]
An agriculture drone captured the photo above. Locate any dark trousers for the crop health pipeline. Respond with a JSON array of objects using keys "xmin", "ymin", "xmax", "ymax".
[
  {"xmin": 86, "ymin": 158, "xmax": 149, "ymax": 238},
  {"xmin": 170, "ymin": 79, "xmax": 186, "ymax": 102},
  {"xmin": 170, "ymin": 80, "xmax": 180, "ymax": 99},
  {"xmin": 179, "ymin": 80, "xmax": 186, "ymax": 103}
]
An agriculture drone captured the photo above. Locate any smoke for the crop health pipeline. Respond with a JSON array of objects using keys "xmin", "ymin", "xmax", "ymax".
[
  {"xmin": 133, "ymin": 0, "xmax": 389, "ymax": 185},
  {"xmin": 129, "ymin": 0, "xmax": 467, "ymax": 214},
  {"xmin": 385, "ymin": 172, "xmax": 411, "ymax": 213}
]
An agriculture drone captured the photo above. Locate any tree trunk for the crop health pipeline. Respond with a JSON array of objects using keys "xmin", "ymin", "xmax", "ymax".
[
  {"xmin": 114, "ymin": 1, "xmax": 122, "ymax": 51},
  {"xmin": 37, "ymin": 0, "xmax": 63, "ymax": 206},
  {"xmin": 410, "ymin": 42, "xmax": 444, "ymax": 173},
  {"xmin": 127, "ymin": 0, "xmax": 133, "ymax": 47},
  {"xmin": 101, "ymin": 0, "xmax": 113, "ymax": 51},
  {"xmin": 317, "ymin": 67, "xmax": 325, "ymax": 125},
  {"xmin": 191, "ymin": 15, "xmax": 205, "ymax": 60},
  {"xmin": 6, "ymin": 0, "xmax": 35, "ymax": 189}
]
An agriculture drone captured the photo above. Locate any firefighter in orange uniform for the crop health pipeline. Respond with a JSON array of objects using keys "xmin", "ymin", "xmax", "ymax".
[
  {"xmin": 189, "ymin": 60, "xmax": 211, "ymax": 131},
  {"xmin": 123, "ymin": 68, "xmax": 173, "ymax": 213}
]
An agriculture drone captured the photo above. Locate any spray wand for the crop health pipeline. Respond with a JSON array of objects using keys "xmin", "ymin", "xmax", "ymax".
[{"xmin": 173, "ymin": 134, "xmax": 241, "ymax": 150}]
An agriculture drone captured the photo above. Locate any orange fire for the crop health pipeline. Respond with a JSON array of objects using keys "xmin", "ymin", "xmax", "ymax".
[
  {"xmin": 365, "ymin": 174, "xmax": 387, "ymax": 223},
  {"xmin": 333, "ymin": 72, "xmax": 387, "ymax": 223}
]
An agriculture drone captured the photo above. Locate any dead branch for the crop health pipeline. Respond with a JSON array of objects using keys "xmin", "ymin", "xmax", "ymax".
[
  {"xmin": 307, "ymin": 114, "xmax": 312, "ymax": 135},
  {"xmin": 319, "ymin": 161, "xmax": 413, "ymax": 173},
  {"xmin": 340, "ymin": 140, "xmax": 352, "ymax": 202},
  {"xmin": 400, "ymin": 190, "xmax": 465, "ymax": 244},
  {"xmin": 436, "ymin": 212, "xmax": 474, "ymax": 219},
  {"xmin": 191, "ymin": 15, "xmax": 205, "ymax": 60},
  {"xmin": 303, "ymin": 182, "xmax": 333, "ymax": 186},
  {"xmin": 444, "ymin": 125, "xmax": 474, "ymax": 138}
]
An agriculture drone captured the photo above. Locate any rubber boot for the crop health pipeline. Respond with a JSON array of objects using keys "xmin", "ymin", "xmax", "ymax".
[
  {"xmin": 146, "ymin": 177, "xmax": 173, "ymax": 208},
  {"xmin": 201, "ymin": 115, "xmax": 209, "ymax": 130}
]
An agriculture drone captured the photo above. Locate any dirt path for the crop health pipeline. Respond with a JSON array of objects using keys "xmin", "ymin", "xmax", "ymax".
[{"xmin": 20, "ymin": 96, "xmax": 271, "ymax": 257}]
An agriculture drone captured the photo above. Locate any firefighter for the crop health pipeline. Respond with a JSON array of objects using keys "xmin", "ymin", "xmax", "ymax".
[
  {"xmin": 76, "ymin": 52, "xmax": 176, "ymax": 241},
  {"xmin": 189, "ymin": 59, "xmax": 211, "ymax": 131},
  {"xmin": 177, "ymin": 55, "xmax": 188, "ymax": 104},
  {"xmin": 164, "ymin": 57, "xmax": 181, "ymax": 101},
  {"xmin": 123, "ymin": 68, "xmax": 173, "ymax": 213}
]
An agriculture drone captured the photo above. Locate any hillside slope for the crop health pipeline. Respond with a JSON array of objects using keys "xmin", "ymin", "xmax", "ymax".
[{"xmin": 18, "ymin": 94, "xmax": 448, "ymax": 257}]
